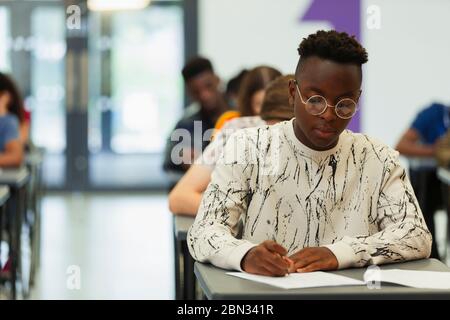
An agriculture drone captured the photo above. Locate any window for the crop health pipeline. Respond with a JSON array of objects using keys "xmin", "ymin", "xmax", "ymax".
[
  {"xmin": 30, "ymin": 6, "xmax": 66, "ymax": 153},
  {"xmin": 89, "ymin": 5, "xmax": 184, "ymax": 154},
  {"xmin": 0, "ymin": 7, "xmax": 11, "ymax": 72}
]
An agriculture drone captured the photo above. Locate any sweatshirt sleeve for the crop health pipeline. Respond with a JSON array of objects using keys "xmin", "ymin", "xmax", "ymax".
[
  {"xmin": 187, "ymin": 131, "xmax": 258, "ymax": 271},
  {"xmin": 325, "ymin": 150, "xmax": 432, "ymax": 269},
  {"xmin": 3, "ymin": 115, "xmax": 19, "ymax": 145}
]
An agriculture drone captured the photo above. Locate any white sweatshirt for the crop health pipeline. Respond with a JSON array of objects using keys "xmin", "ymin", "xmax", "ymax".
[
  {"xmin": 188, "ymin": 119, "xmax": 432, "ymax": 271},
  {"xmin": 195, "ymin": 116, "xmax": 266, "ymax": 169}
]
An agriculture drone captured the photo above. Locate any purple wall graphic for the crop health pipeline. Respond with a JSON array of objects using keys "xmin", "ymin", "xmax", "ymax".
[{"xmin": 301, "ymin": 0, "xmax": 362, "ymax": 132}]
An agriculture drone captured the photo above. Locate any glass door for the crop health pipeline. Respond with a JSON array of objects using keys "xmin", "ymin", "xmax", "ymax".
[
  {"xmin": 88, "ymin": 3, "xmax": 184, "ymax": 189},
  {"xmin": 0, "ymin": 0, "xmax": 66, "ymax": 188},
  {"xmin": 1, "ymin": 0, "xmax": 190, "ymax": 190}
]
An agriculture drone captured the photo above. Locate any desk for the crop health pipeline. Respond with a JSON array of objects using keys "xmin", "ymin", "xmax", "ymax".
[
  {"xmin": 408, "ymin": 159, "xmax": 446, "ymax": 262},
  {"xmin": 0, "ymin": 186, "xmax": 10, "ymax": 275},
  {"xmin": 408, "ymin": 158, "xmax": 437, "ymax": 211},
  {"xmin": 0, "ymin": 186, "xmax": 10, "ymax": 206},
  {"xmin": 0, "ymin": 167, "xmax": 31, "ymax": 299},
  {"xmin": 195, "ymin": 259, "xmax": 450, "ymax": 300},
  {"xmin": 173, "ymin": 215, "xmax": 196, "ymax": 300},
  {"xmin": 437, "ymin": 167, "xmax": 450, "ymax": 185},
  {"xmin": 25, "ymin": 148, "xmax": 45, "ymax": 285},
  {"xmin": 437, "ymin": 167, "xmax": 450, "ymax": 262}
]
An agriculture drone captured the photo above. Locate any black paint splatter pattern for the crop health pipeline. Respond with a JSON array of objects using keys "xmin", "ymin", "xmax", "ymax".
[{"xmin": 188, "ymin": 120, "xmax": 432, "ymax": 270}]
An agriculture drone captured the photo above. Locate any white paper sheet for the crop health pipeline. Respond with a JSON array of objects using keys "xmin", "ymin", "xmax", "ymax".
[
  {"xmin": 364, "ymin": 269, "xmax": 450, "ymax": 290},
  {"xmin": 226, "ymin": 271, "xmax": 365, "ymax": 289}
]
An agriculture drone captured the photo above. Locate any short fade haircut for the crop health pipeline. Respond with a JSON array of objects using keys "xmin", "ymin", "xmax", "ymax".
[
  {"xmin": 296, "ymin": 30, "xmax": 368, "ymax": 75},
  {"xmin": 182, "ymin": 56, "xmax": 214, "ymax": 82}
]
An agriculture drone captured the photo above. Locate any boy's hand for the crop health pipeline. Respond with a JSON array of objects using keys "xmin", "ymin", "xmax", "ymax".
[
  {"xmin": 241, "ymin": 240, "xmax": 292, "ymax": 277},
  {"xmin": 288, "ymin": 247, "xmax": 338, "ymax": 273}
]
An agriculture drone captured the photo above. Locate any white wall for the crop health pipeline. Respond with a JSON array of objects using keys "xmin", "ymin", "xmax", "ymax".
[
  {"xmin": 199, "ymin": 0, "xmax": 331, "ymax": 78},
  {"xmin": 362, "ymin": 0, "xmax": 450, "ymax": 147},
  {"xmin": 199, "ymin": 0, "xmax": 450, "ymax": 148}
]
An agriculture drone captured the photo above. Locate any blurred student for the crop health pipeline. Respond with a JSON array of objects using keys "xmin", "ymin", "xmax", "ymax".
[
  {"xmin": 0, "ymin": 72, "xmax": 25, "ymax": 167},
  {"xmin": 214, "ymin": 66, "xmax": 281, "ymax": 132},
  {"xmin": 396, "ymin": 102, "xmax": 449, "ymax": 259},
  {"xmin": 435, "ymin": 130, "xmax": 450, "ymax": 168},
  {"xmin": 162, "ymin": 57, "xmax": 229, "ymax": 179},
  {"xmin": 224, "ymin": 69, "xmax": 248, "ymax": 109},
  {"xmin": 169, "ymin": 75, "xmax": 294, "ymax": 215},
  {"xmin": 188, "ymin": 30, "xmax": 431, "ymax": 277},
  {"xmin": 21, "ymin": 108, "xmax": 31, "ymax": 147}
]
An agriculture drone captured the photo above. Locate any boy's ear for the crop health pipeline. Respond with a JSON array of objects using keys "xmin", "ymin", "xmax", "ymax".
[{"xmin": 288, "ymin": 80, "xmax": 296, "ymax": 105}]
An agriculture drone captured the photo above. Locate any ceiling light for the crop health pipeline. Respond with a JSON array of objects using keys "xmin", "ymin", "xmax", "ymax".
[{"xmin": 87, "ymin": 0, "xmax": 151, "ymax": 12}]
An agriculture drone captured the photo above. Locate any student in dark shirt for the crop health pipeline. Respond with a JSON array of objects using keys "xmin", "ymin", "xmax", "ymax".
[{"xmin": 162, "ymin": 57, "xmax": 228, "ymax": 180}]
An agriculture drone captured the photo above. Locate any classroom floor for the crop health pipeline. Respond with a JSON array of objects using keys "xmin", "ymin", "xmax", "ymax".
[
  {"xmin": 30, "ymin": 192, "xmax": 174, "ymax": 299},
  {"xmin": 29, "ymin": 192, "xmax": 449, "ymax": 300}
]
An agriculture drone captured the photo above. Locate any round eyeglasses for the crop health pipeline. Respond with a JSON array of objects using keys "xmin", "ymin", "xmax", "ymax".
[{"xmin": 294, "ymin": 80, "xmax": 360, "ymax": 120}]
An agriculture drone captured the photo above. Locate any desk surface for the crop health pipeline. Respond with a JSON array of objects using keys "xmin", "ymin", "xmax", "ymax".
[
  {"xmin": 0, "ymin": 186, "xmax": 10, "ymax": 207},
  {"xmin": 195, "ymin": 259, "xmax": 450, "ymax": 299},
  {"xmin": 0, "ymin": 167, "xmax": 31, "ymax": 188},
  {"xmin": 26, "ymin": 148, "xmax": 45, "ymax": 167},
  {"xmin": 174, "ymin": 215, "xmax": 195, "ymax": 241},
  {"xmin": 409, "ymin": 157, "xmax": 437, "ymax": 170}
]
